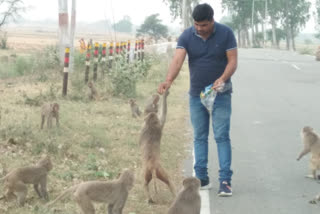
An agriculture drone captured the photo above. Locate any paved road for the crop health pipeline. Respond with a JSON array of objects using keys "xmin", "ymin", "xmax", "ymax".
[{"xmin": 204, "ymin": 48, "xmax": 320, "ymax": 214}]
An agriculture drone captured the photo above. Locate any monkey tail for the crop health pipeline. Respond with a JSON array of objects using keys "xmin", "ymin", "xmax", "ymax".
[{"xmin": 46, "ymin": 184, "xmax": 79, "ymax": 207}]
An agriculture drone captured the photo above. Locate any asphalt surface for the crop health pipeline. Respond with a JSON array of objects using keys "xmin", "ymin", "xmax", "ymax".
[{"xmin": 203, "ymin": 48, "xmax": 320, "ymax": 214}]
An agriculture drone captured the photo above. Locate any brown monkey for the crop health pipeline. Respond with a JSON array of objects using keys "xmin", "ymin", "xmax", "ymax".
[
  {"xmin": 41, "ymin": 102, "xmax": 60, "ymax": 129},
  {"xmin": 88, "ymin": 81, "xmax": 99, "ymax": 100},
  {"xmin": 167, "ymin": 177, "xmax": 201, "ymax": 214},
  {"xmin": 0, "ymin": 156, "xmax": 53, "ymax": 206},
  {"xmin": 129, "ymin": 99, "xmax": 141, "ymax": 118},
  {"xmin": 297, "ymin": 126, "xmax": 320, "ymax": 179},
  {"xmin": 139, "ymin": 89, "xmax": 175, "ymax": 203},
  {"xmin": 47, "ymin": 168, "xmax": 134, "ymax": 214}
]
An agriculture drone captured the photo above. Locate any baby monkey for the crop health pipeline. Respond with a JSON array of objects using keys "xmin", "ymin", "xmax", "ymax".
[
  {"xmin": 88, "ymin": 81, "xmax": 99, "ymax": 100},
  {"xmin": 0, "ymin": 155, "xmax": 53, "ymax": 206},
  {"xmin": 297, "ymin": 126, "xmax": 320, "ymax": 179},
  {"xmin": 129, "ymin": 99, "xmax": 141, "ymax": 118},
  {"xmin": 41, "ymin": 102, "xmax": 60, "ymax": 129}
]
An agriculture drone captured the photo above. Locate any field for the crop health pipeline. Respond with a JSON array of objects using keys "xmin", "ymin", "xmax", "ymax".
[{"xmin": 0, "ymin": 29, "xmax": 192, "ymax": 214}]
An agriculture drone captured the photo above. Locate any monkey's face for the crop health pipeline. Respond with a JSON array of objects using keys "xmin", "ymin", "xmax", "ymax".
[
  {"xmin": 129, "ymin": 99, "xmax": 135, "ymax": 106},
  {"xmin": 183, "ymin": 177, "xmax": 200, "ymax": 189},
  {"xmin": 38, "ymin": 156, "xmax": 53, "ymax": 171},
  {"xmin": 88, "ymin": 82, "xmax": 93, "ymax": 88},
  {"xmin": 303, "ymin": 126, "xmax": 313, "ymax": 133},
  {"xmin": 120, "ymin": 169, "xmax": 135, "ymax": 190}
]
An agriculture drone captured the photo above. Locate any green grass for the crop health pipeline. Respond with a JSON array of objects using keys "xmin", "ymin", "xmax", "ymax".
[{"xmin": 0, "ymin": 50, "xmax": 191, "ymax": 214}]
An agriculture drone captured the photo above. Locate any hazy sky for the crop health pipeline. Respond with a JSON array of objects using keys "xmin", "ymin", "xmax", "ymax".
[
  {"xmin": 24, "ymin": 0, "xmax": 316, "ymax": 33},
  {"xmin": 25, "ymin": 0, "xmax": 224, "ymax": 25}
]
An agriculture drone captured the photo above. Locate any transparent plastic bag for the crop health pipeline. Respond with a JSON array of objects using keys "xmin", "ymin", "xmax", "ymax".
[
  {"xmin": 200, "ymin": 82, "xmax": 232, "ymax": 112},
  {"xmin": 200, "ymin": 83, "xmax": 217, "ymax": 112}
]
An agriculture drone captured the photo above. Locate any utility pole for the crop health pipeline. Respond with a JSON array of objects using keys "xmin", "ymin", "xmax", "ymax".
[
  {"xmin": 58, "ymin": 0, "xmax": 68, "ymax": 65},
  {"xmin": 69, "ymin": 0, "xmax": 76, "ymax": 73}
]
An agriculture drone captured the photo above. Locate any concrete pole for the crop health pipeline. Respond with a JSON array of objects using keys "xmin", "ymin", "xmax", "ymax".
[{"xmin": 58, "ymin": 0, "xmax": 69, "ymax": 66}]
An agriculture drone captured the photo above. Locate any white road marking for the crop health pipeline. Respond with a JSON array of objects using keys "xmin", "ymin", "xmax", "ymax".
[
  {"xmin": 291, "ymin": 64, "xmax": 301, "ymax": 70},
  {"xmin": 193, "ymin": 150, "xmax": 211, "ymax": 214}
]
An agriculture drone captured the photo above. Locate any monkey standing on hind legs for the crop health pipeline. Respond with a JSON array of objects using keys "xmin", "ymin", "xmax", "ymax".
[
  {"xmin": 41, "ymin": 102, "xmax": 60, "ymax": 129},
  {"xmin": 139, "ymin": 89, "xmax": 175, "ymax": 203},
  {"xmin": 297, "ymin": 126, "xmax": 320, "ymax": 179},
  {"xmin": 129, "ymin": 99, "xmax": 141, "ymax": 118},
  {"xmin": 47, "ymin": 169, "xmax": 135, "ymax": 214},
  {"xmin": 0, "ymin": 155, "xmax": 53, "ymax": 206},
  {"xmin": 167, "ymin": 177, "xmax": 201, "ymax": 214}
]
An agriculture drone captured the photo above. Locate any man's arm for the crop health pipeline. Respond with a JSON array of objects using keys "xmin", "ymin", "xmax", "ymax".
[
  {"xmin": 212, "ymin": 48, "xmax": 238, "ymax": 89},
  {"xmin": 158, "ymin": 48, "xmax": 187, "ymax": 94}
]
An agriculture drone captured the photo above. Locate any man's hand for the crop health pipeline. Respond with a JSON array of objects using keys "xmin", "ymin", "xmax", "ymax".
[
  {"xmin": 212, "ymin": 78, "xmax": 225, "ymax": 92},
  {"xmin": 158, "ymin": 81, "xmax": 172, "ymax": 95}
]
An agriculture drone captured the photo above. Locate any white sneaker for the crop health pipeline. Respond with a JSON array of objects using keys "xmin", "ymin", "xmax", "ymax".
[{"xmin": 200, "ymin": 183, "xmax": 212, "ymax": 190}]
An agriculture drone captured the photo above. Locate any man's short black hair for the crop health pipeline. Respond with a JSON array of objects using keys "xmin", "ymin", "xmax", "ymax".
[{"xmin": 192, "ymin": 3, "xmax": 214, "ymax": 22}]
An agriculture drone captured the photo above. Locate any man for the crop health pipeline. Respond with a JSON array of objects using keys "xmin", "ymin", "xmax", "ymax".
[{"xmin": 158, "ymin": 3, "xmax": 237, "ymax": 196}]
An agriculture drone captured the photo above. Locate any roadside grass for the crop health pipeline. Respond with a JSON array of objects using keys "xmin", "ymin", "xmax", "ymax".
[{"xmin": 0, "ymin": 50, "xmax": 192, "ymax": 214}]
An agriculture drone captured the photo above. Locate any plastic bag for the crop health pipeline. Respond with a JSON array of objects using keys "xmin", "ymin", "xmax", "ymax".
[
  {"xmin": 200, "ymin": 82, "xmax": 231, "ymax": 112},
  {"xmin": 200, "ymin": 83, "xmax": 216, "ymax": 112}
]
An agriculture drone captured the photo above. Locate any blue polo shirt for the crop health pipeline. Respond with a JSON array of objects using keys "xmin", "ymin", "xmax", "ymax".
[{"xmin": 177, "ymin": 22, "xmax": 237, "ymax": 96}]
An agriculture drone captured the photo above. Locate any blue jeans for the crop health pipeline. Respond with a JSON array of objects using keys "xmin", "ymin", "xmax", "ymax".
[{"xmin": 189, "ymin": 92, "xmax": 233, "ymax": 183}]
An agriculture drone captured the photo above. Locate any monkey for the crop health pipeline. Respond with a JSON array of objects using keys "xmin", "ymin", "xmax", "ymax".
[
  {"xmin": 129, "ymin": 99, "xmax": 141, "ymax": 118},
  {"xmin": 0, "ymin": 155, "xmax": 53, "ymax": 206},
  {"xmin": 297, "ymin": 126, "xmax": 320, "ymax": 179},
  {"xmin": 41, "ymin": 102, "xmax": 60, "ymax": 129},
  {"xmin": 309, "ymin": 194, "xmax": 320, "ymax": 204},
  {"xmin": 47, "ymin": 168, "xmax": 134, "ymax": 214},
  {"xmin": 88, "ymin": 81, "xmax": 99, "ymax": 101},
  {"xmin": 167, "ymin": 177, "xmax": 201, "ymax": 214},
  {"xmin": 143, "ymin": 94, "xmax": 160, "ymax": 116},
  {"xmin": 139, "ymin": 89, "xmax": 175, "ymax": 203}
]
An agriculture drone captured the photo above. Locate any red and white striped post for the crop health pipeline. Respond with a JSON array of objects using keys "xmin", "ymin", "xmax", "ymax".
[
  {"xmin": 116, "ymin": 42, "xmax": 120, "ymax": 60},
  {"xmin": 84, "ymin": 43, "xmax": 91, "ymax": 83},
  {"xmin": 108, "ymin": 42, "xmax": 114, "ymax": 70},
  {"xmin": 141, "ymin": 39, "xmax": 145, "ymax": 61},
  {"xmin": 62, "ymin": 47, "xmax": 70, "ymax": 96},
  {"xmin": 137, "ymin": 40, "xmax": 141, "ymax": 60},
  {"xmin": 93, "ymin": 42, "xmax": 99, "ymax": 81},
  {"xmin": 127, "ymin": 40, "xmax": 130, "ymax": 63},
  {"xmin": 101, "ymin": 43, "xmax": 107, "ymax": 75},
  {"xmin": 58, "ymin": 0, "xmax": 69, "ymax": 65},
  {"xmin": 134, "ymin": 40, "xmax": 137, "ymax": 60}
]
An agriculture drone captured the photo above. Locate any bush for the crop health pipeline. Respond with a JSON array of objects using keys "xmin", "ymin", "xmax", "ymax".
[
  {"xmin": 107, "ymin": 53, "xmax": 153, "ymax": 97},
  {"xmin": 0, "ymin": 32, "xmax": 8, "ymax": 49}
]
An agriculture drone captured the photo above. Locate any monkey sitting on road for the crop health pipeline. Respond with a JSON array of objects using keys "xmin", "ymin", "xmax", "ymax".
[
  {"xmin": 139, "ymin": 89, "xmax": 175, "ymax": 203},
  {"xmin": 0, "ymin": 155, "xmax": 53, "ymax": 206},
  {"xmin": 41, "ymin": 102, "xmax": 60, "ymax": 129},
  {"xmin": 47, "ymin": 168, "xmax": 134, "ymax": 214},
  {"xmin": 167, "ymin": 177, "xmax": 201, "ymax": 214},
  {"xmin": 129, "ymin": 99, "xmax": 141, "ymax": 118},
  {"xmin": 297, "ymin": 126, "xmax": 320, "ymax": 179}
]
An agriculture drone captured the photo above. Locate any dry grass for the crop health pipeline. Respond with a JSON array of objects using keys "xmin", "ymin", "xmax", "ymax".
[{"xmin": 0, "ymin": 33, "xmax": 192, "ymax": 214}]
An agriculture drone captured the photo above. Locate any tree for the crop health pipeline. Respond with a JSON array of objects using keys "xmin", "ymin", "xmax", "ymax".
[
  {"xmin": 280, "ymin": 0, "xmax": 311, "ymax": 51},
  {"xmin": 0, "ymin": 0, "xmax": 25, "ymax": 29},
  {"xmin": 112, "ymin": 15, "xmax": 132, "ymax": 33},
  {"xmin": 163, "ymin": 0, "xmax": 199, "ymax": 29},
  {"xmin": 315, "ymin": 0, "xmax": 320, "ymax": 39},
  {"xmin": 136, "ymin": 14, "xmax": 168, "ymax": 42}
]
